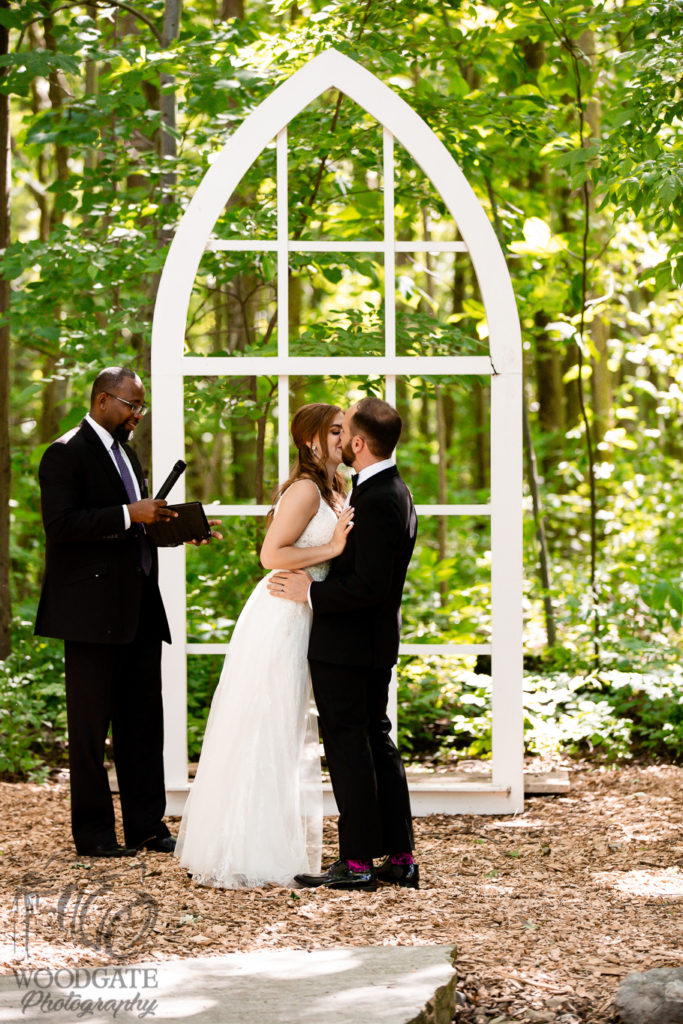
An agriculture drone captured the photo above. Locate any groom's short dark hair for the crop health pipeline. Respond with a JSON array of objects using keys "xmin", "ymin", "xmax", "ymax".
[{"xmin": 350, "ymin": 398, "xmax": 402, "ymax": 459}]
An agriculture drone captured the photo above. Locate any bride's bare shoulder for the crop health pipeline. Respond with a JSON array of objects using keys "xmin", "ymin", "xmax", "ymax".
[{"xmin": 277, "ymin": 478, "xmax": 320, "ymax": 513}]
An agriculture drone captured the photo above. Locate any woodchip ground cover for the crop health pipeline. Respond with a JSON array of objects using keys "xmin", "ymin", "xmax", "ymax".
[{"xmin": 0, "ymin": 764, "xmax": 680, "ymax": 1023}]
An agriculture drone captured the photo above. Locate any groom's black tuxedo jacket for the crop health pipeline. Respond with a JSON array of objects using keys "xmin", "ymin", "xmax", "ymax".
[
  {"xmin": 35, "ymin": 418, "xmax": 170, "ymax": 646},
  {"xmin": 308, "ymin": 465, "xmax": 417, "ymax": 669}
]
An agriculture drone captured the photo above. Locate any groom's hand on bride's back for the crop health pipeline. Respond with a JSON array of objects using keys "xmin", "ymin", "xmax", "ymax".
[{"xmin": 267, "ymin": 569, "xmax": 311, "ymax": 603}]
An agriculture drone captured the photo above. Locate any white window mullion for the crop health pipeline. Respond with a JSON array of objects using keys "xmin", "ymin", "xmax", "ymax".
[
  {"xmin": 206, "ymin": 240, "xmax": 468, "ymax": 253},
  {"xmin": 276, "ymin": 128, "xmax": 289, "ymax": 359},
  {"xmin": 490, "ymin": 374, "xmax": 524, "ymax": 805},
  {"xmin": 193, "ymin": 503, "xmax": 490, "ymax": 517},
  {"xmin": 383, "ymin": 128, "xmax": 396, "ymax": 413},
  {"xmin": 383, "ymin": 127, "xmax": 399, "ymax": 734},
  {"xmin": 180, "ymin": 355, "xmax": 492, "ymax": 377},
  {"xmin": 277, "ymin": 129, "xmax": 290, "ymax": 482},
  {"xmin": 278, "ymin": 375, "xmax": 289, "ymax": 482}
]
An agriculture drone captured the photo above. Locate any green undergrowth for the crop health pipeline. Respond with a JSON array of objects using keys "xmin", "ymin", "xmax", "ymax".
[
  {"xmin": 1, "ymin": 621, "xmax": 681, "ymax": 781},
  {"xmin": 398, "ymin": 658, "xmax": 683, "ymax": 764}
]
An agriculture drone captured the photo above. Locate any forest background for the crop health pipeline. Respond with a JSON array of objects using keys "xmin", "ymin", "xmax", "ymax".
[{"xmin": 0, "ymin": 0, "xmax": 681, "ymax": 780}]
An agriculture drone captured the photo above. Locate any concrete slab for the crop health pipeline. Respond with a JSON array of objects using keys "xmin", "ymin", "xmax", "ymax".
[{"xmin": 0, "ymin": 945, "xmax": 456, "ymax": 1024}]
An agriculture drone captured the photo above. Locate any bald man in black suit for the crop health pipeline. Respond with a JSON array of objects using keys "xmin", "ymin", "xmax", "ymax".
[{"xmin": 35, "ymin": 367, "xmax": 177, "ymax": 857}]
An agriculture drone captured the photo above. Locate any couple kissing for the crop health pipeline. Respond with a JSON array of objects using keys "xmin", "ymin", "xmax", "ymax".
[{"xmin": 176, "ymin": 397, "xmax": 419, "ymax": 893}]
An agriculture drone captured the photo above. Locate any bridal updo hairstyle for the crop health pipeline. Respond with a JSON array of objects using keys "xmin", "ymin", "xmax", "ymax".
[{"xmin": 267, "ymin": 403, "xmax": 346, "ymax": 524}]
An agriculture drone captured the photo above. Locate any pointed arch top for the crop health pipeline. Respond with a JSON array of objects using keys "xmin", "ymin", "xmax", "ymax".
[
  {"xmin": 152, "ymin": 48, "xmax": 521, "ymax": 374},
  {"xmin": 153, "ymin": 49, "xmax": 524, "ymax": 817}
]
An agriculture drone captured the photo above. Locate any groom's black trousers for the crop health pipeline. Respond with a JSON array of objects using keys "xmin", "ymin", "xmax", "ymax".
[{"xmin": 309, "ymin": 659, "xmax": 414, "ymax": 862}]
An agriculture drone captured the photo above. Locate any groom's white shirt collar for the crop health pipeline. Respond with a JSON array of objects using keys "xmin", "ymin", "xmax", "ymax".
[
  {"xmin": 344, "ymin": 457, "xmax": 395, "ymax": 509},
  {"xmin": 355, "ymin": 457, "xmax": 395, "ymax": 488}
]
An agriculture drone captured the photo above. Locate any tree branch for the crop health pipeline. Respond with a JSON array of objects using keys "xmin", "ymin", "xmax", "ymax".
[
  {"xmin": 15, "ymin": 0, "xmax": 162, "ymax": 51},
  {"xmin": 537, "ymin": 0, "xmax": 600, "ymax": 662}
]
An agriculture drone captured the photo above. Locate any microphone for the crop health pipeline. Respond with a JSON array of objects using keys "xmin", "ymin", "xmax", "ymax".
[{"xmin": 155, "ymin": 460, "xmax": 187, "ymax": 500}]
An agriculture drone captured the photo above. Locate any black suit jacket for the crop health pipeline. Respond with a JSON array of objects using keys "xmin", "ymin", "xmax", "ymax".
[
  {"xmin": 35, "ymin": 418, "xmax": 170, "ymax": 646},
  {"xmin": 308, "ymin": 466, "xmax": 417, "ymax": 669}
]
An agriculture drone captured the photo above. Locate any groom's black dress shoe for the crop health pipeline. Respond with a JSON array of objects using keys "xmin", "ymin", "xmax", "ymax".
[
  {"xmin": 77, "ymin": 843, "xmax": 137, "ymax": 858},
  {"xmin": 294, "ymin": 859, "xmax": 377, "ymax": 892},
  {"xmin": 376, "ymin": 857, "xmax": 420, "ymax": 889},
  {"xmin": 139, "ymin": 836, "xmax": 176, "ymax": 853}
]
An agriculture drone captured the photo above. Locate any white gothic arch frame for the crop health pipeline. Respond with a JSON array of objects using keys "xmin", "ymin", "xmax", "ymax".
[{"xmin": 151, "ymin": 49, "xmax": 523, "ymax": 816}]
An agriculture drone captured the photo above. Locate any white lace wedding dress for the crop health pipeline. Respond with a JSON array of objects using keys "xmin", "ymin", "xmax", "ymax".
[{"xmin": 175, "ymin": 490, "xmax": 337, "ymax": 888}]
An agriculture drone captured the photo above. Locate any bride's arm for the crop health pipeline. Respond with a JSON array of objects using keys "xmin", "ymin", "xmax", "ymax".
[{"xmin": 260, "ymin": 479, "xmax": 353, "ymax": 571}]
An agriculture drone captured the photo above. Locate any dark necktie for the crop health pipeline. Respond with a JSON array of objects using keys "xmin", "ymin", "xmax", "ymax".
[
  {"xmin": 111, "ymin": 440, "xmax": 151, "ymax": 575},
  {"xmin": 351, "ymin": 474, "xmax": 359, "ymax": 490}
]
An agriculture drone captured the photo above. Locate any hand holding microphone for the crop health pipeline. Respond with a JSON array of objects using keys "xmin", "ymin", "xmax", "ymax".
[
  {"xmin": 129, "ymin": 460, "xmax": 187, "ymax": 524},
  {"xmin": 138, "ymin": 460, "xmax": 221, "ymax": 544},
  {"xmin": 129, "ymin": 499, "xmax": 178, "ymax": 524}
]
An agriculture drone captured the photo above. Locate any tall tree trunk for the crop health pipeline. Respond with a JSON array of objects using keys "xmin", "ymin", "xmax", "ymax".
[
  {"xmin": 580, "ymin": 29, "xmax": 612, "ymax": 444},
  {"xmin": 27, "ymin": 53, "xmax": 63, "ymax": 443},
  {"xmin": 0, "ymin": 4, "xmax": 10, "ymax": 657},
  {"xmin": 534, "ymin": 311, "xmax": 565, "ymax": 473},
  {"xmin": 472, "ymin": 382, "xmax": 488, "ymax": 492},
  {"xmin": 421, "ymin": 211, "xmax": 448, "ymax": 602},
  {"xmin": 590, "ymin": 316, "xmax": 612, "ymax": 442},
  {"xmin": 523, "ymin": 395, "xmax": 556, "ymax": 648},
  {"xmin": 396, "ymin": 377, "xmax": 410, "ymax": 439},
  {"xmin": 228, "ymin": 273, "xmax": 260, "ymax": 499},
  {"xmin": 36, "ymin": 12, "xmax": 70, "ymax": 442},
  {"xmin": 136, "ymin": 0, "xmax": 182, "ymax": 476},
  {"xmin": 85, "ymin": 3, "xmax": 99, "ymax": 173},
  {"xmin": 484, "ymin": 169, "xmax": 557, "ymax": 649},
  {"xmin": 562, "ymin": 343, "xmax": 581, "ymax": 429},
  {"xmin": 232, "ymin": 379, "xmax": 258, "ymax": 499},
  {"xmin": 159, "ymin": 0, "xmax": 181, "ymax": 222},
  {"xmin": 523, "ymin": 37, "xmax": 565, "ymax": 468},
  {"xmin": 453, "ymin": 260, "xmax": 488, "ymax": 489},
  {"xmin": 554, "ymin": 179, "xmax": 582, "ymax": 430},
  {"xmin": 435, "ymin": 384, "xmax": 448, "ymax": 604}
]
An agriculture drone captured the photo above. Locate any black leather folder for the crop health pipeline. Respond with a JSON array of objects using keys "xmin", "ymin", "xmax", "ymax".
[{"xmin": 146, "ymin": 501, "xmax": 211, "ymax": 547}]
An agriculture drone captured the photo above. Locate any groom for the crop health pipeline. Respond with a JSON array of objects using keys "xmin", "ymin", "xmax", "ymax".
[{"xmin": 268, "ymin": 397, "xmax": 418, "ymax": 892}]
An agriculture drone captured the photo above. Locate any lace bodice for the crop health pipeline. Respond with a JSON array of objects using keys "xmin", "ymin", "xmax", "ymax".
[{"xmin": 275, "ymin": 488, "xmax": 338, "ymax": 582}]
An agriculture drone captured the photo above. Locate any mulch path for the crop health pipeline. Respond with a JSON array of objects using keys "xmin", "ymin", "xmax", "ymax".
[{"xmin": 1, "ymin": 763, "xmax": 681, "ymax": 1023}]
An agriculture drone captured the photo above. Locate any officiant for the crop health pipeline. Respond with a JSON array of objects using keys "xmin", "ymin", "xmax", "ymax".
[{"xmin": 36, "ymin": 366, "xmax": 191, "ymax": 858}]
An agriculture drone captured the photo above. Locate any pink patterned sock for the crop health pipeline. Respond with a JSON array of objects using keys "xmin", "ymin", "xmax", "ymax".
[
  {"xmin": 390, "ymin": 853, "xmax": 415, "ymax": 865},
  {"xmin": 347, "ymin": 859, "xmax": 371, "ymax": 872}
]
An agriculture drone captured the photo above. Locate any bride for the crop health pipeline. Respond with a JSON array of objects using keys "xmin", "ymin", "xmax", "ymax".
[{"xmin": 175, "ymin": 403, "xmax": 352, "ymax": 888}]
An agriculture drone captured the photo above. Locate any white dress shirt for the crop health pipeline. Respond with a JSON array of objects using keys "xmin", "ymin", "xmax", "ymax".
[{"xmin": 85, "ymin": 413, "xmax": 140, "ymax": 530}]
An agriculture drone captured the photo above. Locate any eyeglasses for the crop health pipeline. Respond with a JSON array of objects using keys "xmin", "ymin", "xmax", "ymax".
[{"xmin": 104, "ymin": 392, "xmax": 148, "ymax": 416}]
